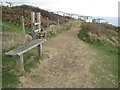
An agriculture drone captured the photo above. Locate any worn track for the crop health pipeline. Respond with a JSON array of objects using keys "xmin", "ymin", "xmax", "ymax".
[{"xmin": 19, "ymin": 22, "xmax": 97, "ymax": 88}]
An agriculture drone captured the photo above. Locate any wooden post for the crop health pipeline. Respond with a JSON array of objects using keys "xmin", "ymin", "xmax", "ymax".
[
  {"xmin": 16, "ymin": 54, "xmax": 24, "ymax": 73},
  {"xmin": 37, "ymin": 44, "xmax": 42, "ymax": 57},
  {"xmin": 58, "ymin": 18, "xmax": 60, "ymax": 25},
  {"xmin": 47, "ymin": 17, "xmax": 49, "ymax": 28},
  {"xmin": 31, "ymin": 12, "xmax": 36, "ymax": 39},
  {"xmin": 37, "ymin": 12, "xmax": 41, "ymax": 32},
  {"xmin": 22, "ymin": 16, "xmax": 25, "ymax": 34}
]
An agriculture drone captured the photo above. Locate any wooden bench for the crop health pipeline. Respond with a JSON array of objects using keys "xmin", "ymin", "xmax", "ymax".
[{"xmin": 5, "ymin": 39, "xmax": 46, "ymax": 73}]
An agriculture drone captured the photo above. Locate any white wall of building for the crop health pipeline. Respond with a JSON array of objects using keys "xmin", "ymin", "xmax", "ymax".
[{"xmin": 86, "ymin": 17, "xmax": 93, "ymax": 22}]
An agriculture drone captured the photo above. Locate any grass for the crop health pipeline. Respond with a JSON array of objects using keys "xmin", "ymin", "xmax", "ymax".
[
  {"xmin": 2, "ymin": 21, "xmax": 41, "ymax": 88},
  {"xmin": 89, "ymin": 42, "xmax": 118, "ymax": 88},
  {"xmin": 77, "ymin": 22, "xmax": 118, "ymax": 87},
  {"xmin": 24, "ymin": 48, "xmax": 41, "ymax": 73},
  {"xmin": 2, "ymin": 56, "xmax": 20, "ymax": 88},
  {"xmin": 2, "ymin": 47, "xmax": 41, "ymax": 88},
  {"xmin": 47, "ymin": 21, "xmax": 78, "ymax": 38},
  {"xmin": 2, "ymin": 21, "xmax": 31, "ymax": 33}
]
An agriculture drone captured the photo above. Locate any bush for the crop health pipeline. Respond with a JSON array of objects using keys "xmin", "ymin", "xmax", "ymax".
[{"xmin": 78, "ymin": 23, "xmax": 90, "ymax": 41}]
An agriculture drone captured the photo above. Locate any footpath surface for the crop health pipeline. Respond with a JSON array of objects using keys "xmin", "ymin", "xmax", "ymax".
[{"xmin": 19, "ymin": 23, "xmax": 97, "ymax": 88}]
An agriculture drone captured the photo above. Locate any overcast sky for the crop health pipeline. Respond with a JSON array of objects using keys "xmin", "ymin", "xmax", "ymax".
[{"xmin": 1, "ymin": 0, "xmax": 119, "ymax": 17}]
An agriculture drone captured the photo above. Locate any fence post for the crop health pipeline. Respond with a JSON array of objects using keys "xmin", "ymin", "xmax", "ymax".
[
  {"xmin": 37, "ymin": 12, "xmax": 42, "ymax": 55},
  {"xmin": 58, "ymin": 18, "xmax": 60, "ymax": 25},
  {"xmin": 37, "ymin": 12, "xmax": 41, "ymax": 32},
  {"xmin": 22, "ymin": 16, "xmax": 25, "ymax": 35},
  {"xmin": 31, "ymin": 12, "xmax": 36, "ymax": 39},
  {"xmin": 47, "ymin": 17, "xmax": 49, "ymax": 28}
]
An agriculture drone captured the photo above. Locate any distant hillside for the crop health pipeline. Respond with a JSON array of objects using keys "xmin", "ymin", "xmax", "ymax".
[
  {"xmin": 2, "ymin": 5, "xmax": 69, "ymax": 28},
  {"xmin": 78, "ymin": 22, "xmax": 119, "ymax": 46},
  {"xmin": 85, "ymin": 22, "xmax": 117, "ymax": 35}
]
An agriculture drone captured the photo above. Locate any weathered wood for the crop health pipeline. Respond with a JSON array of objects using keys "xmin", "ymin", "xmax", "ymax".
[
  {"xmin": 5, "ymin": 11, "xmax": 47, "ymax": 73},
  {"xmin": 58, "ymin": 18, "xmax": 60, "ymax": 25},
  {"xmin": 47, "ymin": 17, "xmax": 49, "ymax": 28},
  {"xmin": 22, "ymin": 16, "xmax": 25, "ymax": 34},
  {"xmin": 37, "ymin": 44, "xmax": 42, "ymax": 56},
  {"xmin": 34, "ymin": 22, "xmax": 41, "ymax": 26},
  {"xmin": 31, "ymin": 12, "xmax": 36, "ymax": 39},
  {"xmin": 16, "ymin": 54, "xmax": 24, "ymax": 72},
  {"xmin": 37, "ymin": 12, "xmax": 41, "ymax": 32},
  {"xmin": 34, "ymin": 29, "xmax": 41, "ymax": 33},
  {"xmin": 5, "ymin": 39, "xmax": 46, "ymax": 73},
  {"xmin": 5, "ymin": 39, "xmax": 46, "ymax": 56}
]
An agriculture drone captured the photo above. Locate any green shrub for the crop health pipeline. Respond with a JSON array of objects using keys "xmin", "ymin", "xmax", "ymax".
[{"xmin": 78, "ymin": 23, "xmax": 90, "ymax": 41}]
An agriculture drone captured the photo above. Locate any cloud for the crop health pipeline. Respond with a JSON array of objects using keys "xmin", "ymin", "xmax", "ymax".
[{"xmin": 1, "ymin": 0, "xmax": 119, "ymax": 17}]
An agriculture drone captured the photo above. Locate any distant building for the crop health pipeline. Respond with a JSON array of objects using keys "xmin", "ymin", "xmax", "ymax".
[
  {"xmin": 63, "ymin": 13, "xmax": 72, "ymax": 17},
  {"xmin": 79, "ymin": 16, "xmax": 93, "ymax": 22},
  {"xmin": 71, "ymin": 14, "xmax": 79, "ymax": 19},
  {"xmin": 53, "ymin": 11, "xmax": 80, "ymax": 19},
  {"xmin": 54, "ymin": 11, "xmax": 95, "ymax": 21},
  {"xmin": 86, "ymin": 16, "xmax": 93, "ymax": 22},
  {"xmin": 79, "ymin": 16, "xmax": 87, "ymax": 21},
  {"xmin": 54, "ymin": 11, "xmax": 64, "ymax": 16}
]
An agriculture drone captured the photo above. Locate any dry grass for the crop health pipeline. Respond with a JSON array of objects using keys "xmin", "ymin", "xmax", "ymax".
[{"xmin": 2, "ymin": 32, "xmax": 32, "ymax": 51}]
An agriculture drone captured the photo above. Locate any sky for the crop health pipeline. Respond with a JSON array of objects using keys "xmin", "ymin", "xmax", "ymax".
[{"xmin": 1, "ymin": 0, "xmax": 119, "ymax": 17}]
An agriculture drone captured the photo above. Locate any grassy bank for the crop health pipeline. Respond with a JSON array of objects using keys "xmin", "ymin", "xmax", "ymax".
[
  {"xmin": 78, "ymin": 22, "xmax": 118, "ymax": 88},
  {"xmin": 89, "ymin": 42, "xmax": 118, "ymax": 88},
  {"xmin": 2, "ymin": 21, "xmax": 31, "ymax": 33}
]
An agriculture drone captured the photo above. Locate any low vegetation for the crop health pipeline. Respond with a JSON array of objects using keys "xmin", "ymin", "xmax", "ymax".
[
  {"xmin": 90, "ymin": 42, "xmax": 118, "ymax": 88},
  {"xmin": 2, "ymin": 5, "xmax": 69, "ymax": 28},
  {"xmin": 2, "ymin": 21, "xmax": 36, "ymax": 88},
  {"xmin": 78, "ymin": 22, "xmax": 119, "ymax": 88},
  {"xmin": 2, "ymin": 21, "xmax": 31, "ymax": 33},
  {"xmin": 78, "ymin": 23, "xmax": 90, "ymax": 41},
  {"xmin": 78, "ymin": 22, "xmax": 118, "ymax": 46},
  {"xmin": 2, "ymin": 47, "xmax": 41, "ymax": 88},
  {"xmin": 47, "ymin": 20, "xmax": 78, "ymax": 38}
]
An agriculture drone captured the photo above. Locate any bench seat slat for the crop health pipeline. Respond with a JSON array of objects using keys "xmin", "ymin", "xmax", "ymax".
[{"xmin": 5, "ymin": 39, "xmax": 46, "ymax": 56}]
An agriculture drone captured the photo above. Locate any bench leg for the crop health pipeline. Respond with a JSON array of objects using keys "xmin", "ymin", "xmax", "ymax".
[
  {"xmin": 16, "ymin": 54, "xmax": 24, "ymax": 73},
  {"xmin": 37, "ymin": 44, "xmax": 42, "ymax": 57}
]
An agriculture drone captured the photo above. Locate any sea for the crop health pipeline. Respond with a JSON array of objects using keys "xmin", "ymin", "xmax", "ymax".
[{"xmin": 93, "ymin": 16, "xmax": 118, "ymax": 27}]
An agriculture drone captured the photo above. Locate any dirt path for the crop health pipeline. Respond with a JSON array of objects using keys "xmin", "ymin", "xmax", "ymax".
[{"xmin": 19, "ymin": 22, "xmax": 97, "ymax": 88}]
